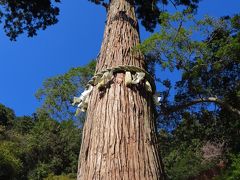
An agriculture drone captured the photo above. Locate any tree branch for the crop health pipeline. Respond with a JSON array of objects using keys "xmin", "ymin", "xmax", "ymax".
[
  {"xmin": 163, "ymin": 97, "xmax": 240, "ymax": 116},
  {"xmin": 169, "ymin": 0, "xmax": 177, "ymax": 9}
]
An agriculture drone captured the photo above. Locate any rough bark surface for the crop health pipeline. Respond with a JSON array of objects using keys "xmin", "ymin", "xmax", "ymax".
[{"xmin": 77, "ymin": 0, "xmax": 165, "ymax": 179}]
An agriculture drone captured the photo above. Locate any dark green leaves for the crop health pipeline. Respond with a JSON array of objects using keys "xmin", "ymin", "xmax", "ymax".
[
  {"xmin": 0, "ymin": 104, "xmax": 81, "ymax": 179},
  {"xmin": 0, "ymin": 103, "xmax": 15, "ymax": 128},
  {"xmin": 0, "ymin": 0, "xmax": 60, "ymax": 40}
]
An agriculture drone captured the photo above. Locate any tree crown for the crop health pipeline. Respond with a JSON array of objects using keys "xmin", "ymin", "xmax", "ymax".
[{"xmin": 0, "ymin": 0, "xmax": 200, "ymax": 40}]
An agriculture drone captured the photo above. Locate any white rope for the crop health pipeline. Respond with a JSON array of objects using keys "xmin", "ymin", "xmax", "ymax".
[
  {"xmin": 73, "ymin": 65, "xmax": 160, "ymax": 115},
  {"xmin": 72, "ymin": 85, "xmax": 93, "ymax": 115}
]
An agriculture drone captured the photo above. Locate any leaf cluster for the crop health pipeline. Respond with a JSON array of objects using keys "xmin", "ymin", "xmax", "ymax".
[
  {"xmin": 35, "ymin": 60, "xmax": 96, "ymax": 121},
  {"xmin": 0, "ymin": 0, "xmax": 60, "ymax": 40},
  {"xmin": 0, "ymin": 104, "xmax": 81, "ymax": 179}
]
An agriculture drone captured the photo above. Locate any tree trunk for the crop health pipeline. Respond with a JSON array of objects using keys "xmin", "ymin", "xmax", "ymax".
[{"xmin": 77, "ymin": 0, "xmax": 165, "ymax": 179}]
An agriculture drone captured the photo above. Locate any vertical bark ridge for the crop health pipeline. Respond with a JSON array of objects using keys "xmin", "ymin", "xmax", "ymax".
[{"xmin": 77, "ymin": 0, "xmax": 165, "ymax": 179}]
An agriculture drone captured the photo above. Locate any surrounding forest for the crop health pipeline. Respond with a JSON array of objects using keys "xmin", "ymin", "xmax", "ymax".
[{"xmin": 1, "ymin": 0, "xmax": 240, "ymax": 179}]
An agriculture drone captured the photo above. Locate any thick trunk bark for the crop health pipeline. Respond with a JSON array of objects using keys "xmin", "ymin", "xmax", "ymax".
[{"xmin": 77, "ymin": 0, "xmax": 165, "ymax": 179}]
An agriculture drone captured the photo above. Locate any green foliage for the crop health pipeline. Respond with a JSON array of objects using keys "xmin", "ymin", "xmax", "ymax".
[
  {"xmin": 0, "ymin": 141, "xmax": 23, "ymax": 179},
  {"xmin": 159, "ymin": 121, "xmax": 217, "ymax": 179},
  {"xmin": 0, "ymin": 0, "xmax": 60, "ymax": 40},
  {"xmin": 0, "ymin": 104, "xmax": 81, "ymax": 179},
  {"xmin": 24, "ymin": 113, "xmax": 81, "ymax": 178},
  {"xmin": 0, "ymin": 103, "xmax": 15, "ymax": 128},
  {"xmin": 36, "ymin": 60, "xmax": 96, "ymax": 121},
  {"xmin": 44, "ymin": 173, "xmax": 76, "ymax": 180},
  {"xmin": 139, "ymin": 12, "xmax": 240, "ymax": 74},
  {"xmin": 28, "ymin": 163, "xmax": 53, "ymax": 180},
  {"xmin": 164, "ymin": 146, "xmax": 205, "ymax": 179},
  {"xmin": 226, "ymin": 154, "xmax": 240, "ymax": 179},
  {"xmin": 216, "ymin": 154, "xmax": 240, "ymax": 179},
  {"xmin": 14, "ymin": 116, "xmax": 35, "ymax": 135}
]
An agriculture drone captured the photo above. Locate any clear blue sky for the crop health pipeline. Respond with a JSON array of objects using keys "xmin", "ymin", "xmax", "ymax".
[{"xmin": 0, "ymin": 0, "xmax": 239, "ymax": 116}]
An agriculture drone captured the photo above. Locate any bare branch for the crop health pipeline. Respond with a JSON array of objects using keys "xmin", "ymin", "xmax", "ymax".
[
  {"xmin": 163, "ymin": 97, "xmax": 240, "ymax": 116},
  {"xmin": 169, "ymin": 0, "xmax": 177, "ymax": 9}
]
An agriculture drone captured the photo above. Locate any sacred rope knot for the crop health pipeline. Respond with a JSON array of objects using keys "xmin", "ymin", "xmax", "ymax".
[{"xmin": 72, "ymin": 65, "xmax": 161, "ymax": 115}]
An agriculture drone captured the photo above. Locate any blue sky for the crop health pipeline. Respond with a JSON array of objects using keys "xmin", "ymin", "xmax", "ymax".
[{"xmin": 0, "ymin": 0, "xmax": 239, "ymax": 116}]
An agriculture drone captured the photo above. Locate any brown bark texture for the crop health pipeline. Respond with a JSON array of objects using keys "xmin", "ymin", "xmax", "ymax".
[{"xmin": 77, "ymin": 0, "xmax": 165, "ymax": 179}]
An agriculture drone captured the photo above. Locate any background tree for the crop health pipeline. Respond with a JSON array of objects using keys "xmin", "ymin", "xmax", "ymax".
[
  {"xmin": 0, "ymin": 104, "xmax": 81, "ymax": 179},
  {"xmin": 36, "ymin": 60, "xmax": 96, "ymax": 122},
  {"xmin": 138, "ymin": 12, "xmax": 240, "ymax": 179}
]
